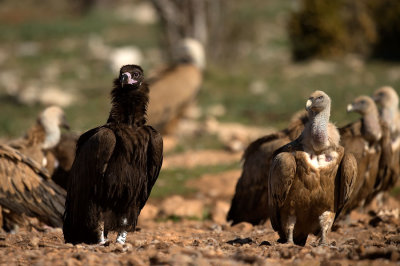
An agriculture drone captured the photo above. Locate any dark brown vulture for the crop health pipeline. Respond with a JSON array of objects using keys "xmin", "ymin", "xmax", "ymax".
[
  {"xmin": 372, "ymin": 86, "xmax": 400, "ymax": 198},
  {"xmin": 63, "ymin": 65, "xmax": 163, "ymax": 245},
  {"xmin": 227, "ymin": 111, "xmax": 308, "ymax": 225},
  {"xmin": 0, "ymin": 106, "xmax": 68, "ymax": 231},
  {"xmin": 338, "ymin": 96, "xmax": 391, "ymax": 213},
  {"xmin": 269, "ymin": 91, "xmax": 357, "ymax": 246},
  {"xmin": 147, "ymin": 38, "xmax": 204, "ymax": 133}
]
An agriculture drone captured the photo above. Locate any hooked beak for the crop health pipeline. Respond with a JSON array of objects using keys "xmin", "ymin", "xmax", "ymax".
[
  {"xmin": 60, "ymin": 116, "xmax": 70, "ymax": 130},
  {"xmin": 120, "ymin": 72, "xmax": 138, "ymax": 88},
  {"xmin": 346, "ymin": 104, "xmax": 354, "ymax": 112},
  {"xmin": 306, "ymin": 99, "xmax": 312, "ymax": 110}
]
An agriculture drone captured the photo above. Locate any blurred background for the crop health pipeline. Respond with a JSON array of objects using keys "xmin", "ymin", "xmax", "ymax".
[{"xmin": 1, "ymin": 0, "xmax": 400, "ymax": 201}]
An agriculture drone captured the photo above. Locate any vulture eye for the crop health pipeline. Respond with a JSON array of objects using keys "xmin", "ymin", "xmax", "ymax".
[
  {"xmin": 133, "ymin": 72, "xmax": 140, "ymax": 78},
  {"xmin": 317, "ymin": 96, "xmax": 323, "ymax": 100},
  {"xmin": 360, "ymin": 100, "xmax": 366, "ymax": 105}
]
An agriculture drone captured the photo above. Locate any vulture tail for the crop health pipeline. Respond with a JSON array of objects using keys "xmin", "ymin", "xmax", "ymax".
[{"xmin": 63, "ymin": 194, "xmax": 101, "ymax": 244}]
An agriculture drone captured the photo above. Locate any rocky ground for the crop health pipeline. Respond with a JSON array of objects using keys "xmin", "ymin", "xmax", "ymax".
[
  {"xmin": 0, "ymin": 205, "xmax": 399, "ymax": 265},
  {"xmin": 0, "ymin": 148, "xmax": 399, "ymax": 265}
]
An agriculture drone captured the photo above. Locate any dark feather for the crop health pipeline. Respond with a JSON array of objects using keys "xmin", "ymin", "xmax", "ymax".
[{"xmin": 63, "ymin": 65, "xmax": 163, "ymax": 244}]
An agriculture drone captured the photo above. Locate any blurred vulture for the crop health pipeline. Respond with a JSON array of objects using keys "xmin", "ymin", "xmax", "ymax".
[
  {"xmin": 147, "ymin": 38, "xmax": 205, "ymax": 133},
  {"xmin": 269, "ymin": 91, "xmax": 357, "ymax": 246},
  {"xmin": 373, "ymin": 86, "xmax": 400, "ymax": 196},
  {"xmin": 0, "ymin": 106, "xmax": 68, "ymax": 231},
  {"xmin": 50, "ymin": 132, "xmax": 79, "ymax": 190},
  {"xmin": 63, "ymin": 65, "xmax": 163, "ymax": 245},
  {"xmin": 338, "ymin": 96, "xmax": 391, "ymax": 213},
  {"xmin": 227, "ymin": 111, "xmax": 307, "ymax": 225}
]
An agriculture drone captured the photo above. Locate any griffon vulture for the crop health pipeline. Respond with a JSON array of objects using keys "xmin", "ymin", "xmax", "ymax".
[
  {"xmin": 227, "ymin": 111, "xmax": 308, "ymax": 225},
  {"xmin": 50, "ymin": 132, "xmax": 79, "ymax": 190},
  {"xmin": 269, "ymin": 91, "xmax": 357, "ymax": 246},
  {"xmin": 63, "ymin": 65, "xmax": 163, "ymax": 245},
  {"xmin": 147, "ymin": 38, "xmax": 204, "ymax": 133},
  {"xmin": 338, "ymin": 96, "xmax": 391, "ymax": 212},
  {"xmin": 0, "ymin": 106, "xmax": 68, "ymax": 231},
  {"xmin": 373, "ymin": 86, "xmax": 400, "ymax": 195}
]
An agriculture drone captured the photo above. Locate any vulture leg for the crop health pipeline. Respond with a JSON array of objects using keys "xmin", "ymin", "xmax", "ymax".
[
  {"xmin": 318, "ymin": 211, "xmax": 334, "ymax": 246},
  {"xmin": 116, "ymin": 217, "xmax": 128, "ymax": 244},
  {"xmin": 286, "ymin": 215, "xmax": 296, "ymax": 244},
  {"xmin": 98, "ymin": 221, "xmax": 106, "ymax": 245}
]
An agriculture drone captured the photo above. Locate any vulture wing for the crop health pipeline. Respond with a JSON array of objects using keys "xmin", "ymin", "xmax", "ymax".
[
  {"xmin": 268, "ymin": 141, "xmax": 298, "ymax": 232},
  {"xmin": 334, "ymin": 151, "xmax": 357, "ymax": 221},
  {"xmin": 139, "ymin": 126, "xmax": 163, "ymax": 210},
  {"xmin": 0, "ymin": 144, "xmax": 65, "ymax": 227},
  {"xmin": 227, "ymin": 132, "xmax": 289, "ymax": 225}
]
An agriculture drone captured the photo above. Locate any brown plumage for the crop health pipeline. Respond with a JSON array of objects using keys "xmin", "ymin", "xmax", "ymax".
[
  {"xmin": 147, "ymin": 38, "xmax": 204, "ymax": 133},
  {"xmin": 50, "ymin": 132, "xmax": 79, "ymax": 190},
  {"xmin": 226, "ymin": 111, "xmax": 307, "ymax": 225},
  {"xmin": 269, "ymin": 91, "xmax": 357, "ymax": 246},
  {"xmin": 338, "ymin": 96, "xmax": 391, "ymax": 212},
  {"xmin": 0, "ymin": 106, "xmax": 68, "ymax": 231},
  {"xmin": 373, "ymin": 86, "xmax": 400, "ymax": 194},
  {"xmin": 63, "ymin": 65, "xmax": 163, "ymax": 245}
]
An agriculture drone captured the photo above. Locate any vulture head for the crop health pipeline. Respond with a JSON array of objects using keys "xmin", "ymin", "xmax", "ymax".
[
  {"xmin": 175, "ymin": 38, "xmax": 205, "ymax": 70},
  {"xmin": 373, "ymin": 86, "xmax": 399, "ymax": 109},
  {"xmin": 118, "ymin": 64, "xmax": 144, "ymax": 89},
  {"xmin": 39, "ymin": 106, "xmax": 69, "ymax": 150},
  {"xmin": 306, "ymin": 90, "xmax": 331, "ymax": 114},
  {"xmin": 347, "ymin": 95, "xmax": 377, "ymax": 115}
]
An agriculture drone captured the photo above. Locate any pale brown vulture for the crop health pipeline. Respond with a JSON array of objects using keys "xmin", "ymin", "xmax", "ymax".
[
  {"xmin": 269, "ymin": 91, "xmax": 357, "ymax": 246},
  {"xmin": 147, "ymin": 38, "xmax": 204, "ymax": 133},
  {"xmin": 372, "ymin": 86, "xmax": 400, "ymax": 197},
  {"xmin": 338, "ymin": 96, "xmax": 391, "ymax": 213},
  {"xmin": 227, "ymin": 111, "xmax": 307, "ymax": 225},
  {"xmin": 0, "ymin": 106, "xmax": 68, "ymax": 231},
  {"xmin": 63, "ymin": 65, "xmax": 163, "ymax": 245}
]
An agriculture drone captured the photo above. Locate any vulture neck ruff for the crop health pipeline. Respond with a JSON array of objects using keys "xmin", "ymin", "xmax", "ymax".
[
  {"xmin": 381, "ymin": 104, "xmax": 399, "ymax": 135},
  {"xmin": 308, "ymin": 103, "xmax": 330, "ymax": 152},
  {"xmin": 41, "ymin": 120, "xmax": 61, "ymax": 150},
  {"xmin": 107, "ymin": 79, "xmax": 149, "ymax": 127},
  {"xmin": 362, "ymin": 109, "xmax": 382, "ymax": 143}
]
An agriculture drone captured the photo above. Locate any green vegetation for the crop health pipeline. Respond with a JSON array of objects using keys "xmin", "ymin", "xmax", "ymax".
[{"xmin": 151, "ymin": 162, "xmax": 240, "ymax": 199}]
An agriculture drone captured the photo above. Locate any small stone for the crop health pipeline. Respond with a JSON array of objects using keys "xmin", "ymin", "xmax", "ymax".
[
  {"xmin": 259, "ymin": 241, "xmax": 271, "ymax": 246},
  {"xmin": 226, "ymin": 237, "xmax": 253, "ymax": 246},
  {"xmin": 29, "ymin": 237, "xmax": 40, "ymax": 248}
]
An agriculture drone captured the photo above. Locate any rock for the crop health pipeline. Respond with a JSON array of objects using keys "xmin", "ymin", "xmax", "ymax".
[
  {"xmin": 231, "ymin": 222, "xmax": 253, "ymax": 232},
  {"xmin": 160, "ymin": 195, "xmax": 204, "ymax": 219},
  {"xmin": 226, "ymin": 237, "xmax": 253, "ymax": 246},
  {"xmin": 186, "ymin": 170, "xmax": 241, "ymax": 199},
  {"xmin": 163, "ymin": 136, "xmax": 178, "ymax": 153},
  {"xmin": 211, "ymin": 201, "xmax": 230, "ymax": 224},
  {"xmin": 259, "ymin": 241, "xmax": 271, "ymax": 246},
  {"xmin": 29, "ymin": 237, "xmax": 40, "ymax": 248},
  {"xmin": 138, "ymin": 204, "xmax": 159, "ymax": 223},
  {"xmin": 163, "ymin": 150, "xmax": 241, "ymax": 170}
]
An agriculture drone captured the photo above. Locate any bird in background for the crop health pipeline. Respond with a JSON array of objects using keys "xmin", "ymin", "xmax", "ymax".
[
  {"xmin": 63, "ymin": 64, "xmax": 163, "ymax": 245},
  {"xmin": 0, "ymin": 106, "xmax": 68, "ymax": 232},
  {"xmin": 147, "ymin": 38, "xmax": 205, "ymax": 133}
]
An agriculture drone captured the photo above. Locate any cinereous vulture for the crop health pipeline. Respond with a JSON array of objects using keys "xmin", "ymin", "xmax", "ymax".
[{"xmin": 63, "ymin": 65, "xmax": 163, "ymax": 245}]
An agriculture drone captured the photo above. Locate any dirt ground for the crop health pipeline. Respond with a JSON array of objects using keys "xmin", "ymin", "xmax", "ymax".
[
  {"xmin": 0, "ymin": 151, "xmax": 399, "ymax": 265},
  {"xmin": 0, "ymin": 208, "xmax": 399, "ymax": 265}
]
